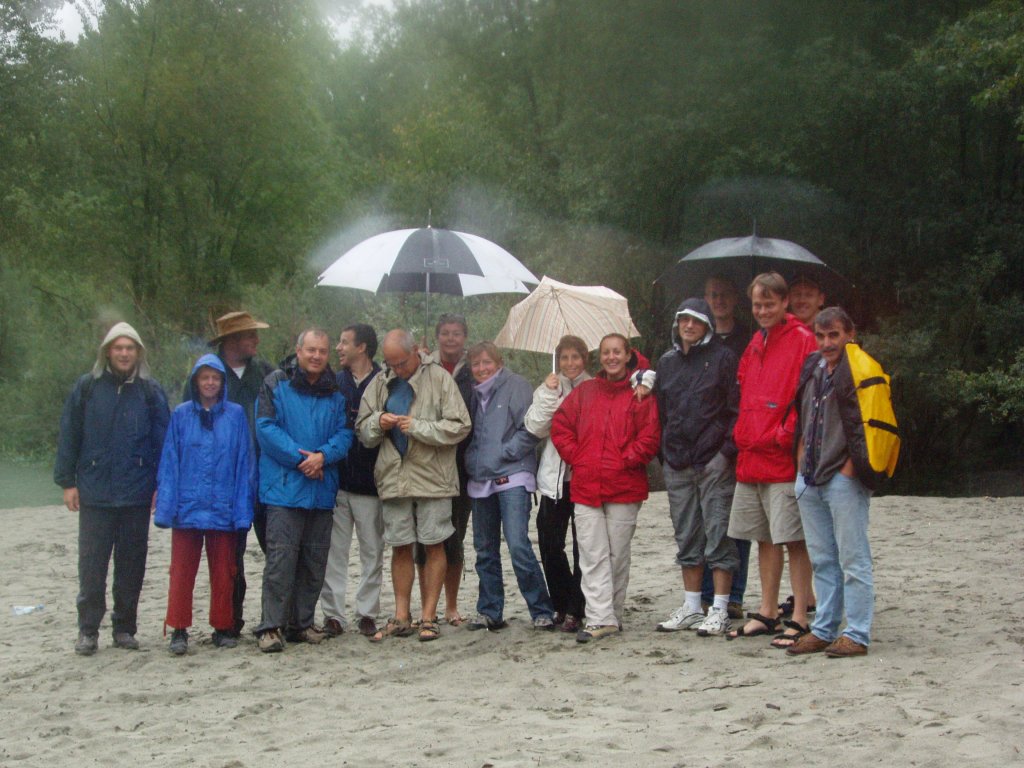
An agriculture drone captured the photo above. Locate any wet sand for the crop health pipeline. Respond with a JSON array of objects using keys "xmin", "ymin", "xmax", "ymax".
[{"xmin": 0, "ymin": 493, "xmax": 1021, "ymax": 767}]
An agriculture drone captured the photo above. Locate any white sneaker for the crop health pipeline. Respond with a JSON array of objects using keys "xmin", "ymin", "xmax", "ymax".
[
  {"xmin": 656, "ymin": 606, "xmax": 706, "ymax": 632},
  {"xmin": 696, "ymin": 608, "xmax": 731, "ymax": 637}
]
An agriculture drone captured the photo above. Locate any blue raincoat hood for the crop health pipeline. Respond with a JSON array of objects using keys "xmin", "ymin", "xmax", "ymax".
[{"xmin": 189, "ymin": 353, "xmax": 228, "ymax": 407}]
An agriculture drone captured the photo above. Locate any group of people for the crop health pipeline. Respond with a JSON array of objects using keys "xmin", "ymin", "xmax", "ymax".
[{"xmin": 56, "ymin": 269, "xmax": 888, "ymax": 660}]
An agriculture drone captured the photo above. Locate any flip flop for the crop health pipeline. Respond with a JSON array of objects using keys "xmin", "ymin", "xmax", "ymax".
[
  {"xmin": 445, "ymin": 612, "xmax": 465, "ymax": 626},
  {"xmin": 770, "ymin": 620, "xmax": 810, "ymax": 649},
  {"xmin": 725, "ymin": 612, "xmax": 780, "ymax": 641}
]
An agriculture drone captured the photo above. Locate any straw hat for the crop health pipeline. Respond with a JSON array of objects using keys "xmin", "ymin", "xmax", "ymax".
[{"xmin": 209, "ymin": 311, "xmax": 270, "ymax": 344}]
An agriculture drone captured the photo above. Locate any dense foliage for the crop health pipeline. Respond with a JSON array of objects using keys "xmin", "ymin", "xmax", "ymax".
[{"xmin": 2, "ymin": 0, "xmax": 1022, "ymax": 492}]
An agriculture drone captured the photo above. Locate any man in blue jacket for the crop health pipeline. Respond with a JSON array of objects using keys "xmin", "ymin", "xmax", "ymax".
[
  {"xmin": 253, "ymin": 328, "xmax": 353, "ymax": 653},
  {"xmin": 55, "ymin": 322, "xmax": 170, "ymax": 656}
]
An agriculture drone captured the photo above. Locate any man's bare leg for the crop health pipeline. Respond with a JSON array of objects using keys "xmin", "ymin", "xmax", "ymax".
[
  {"xmin": 729, "ymin": 541, "xmax": 782, "ymax": 636},
  {"xmin": 420, "ymin": 542, "xmax": 446, "ymax": 622},
  {"xmin": 777, "ymin": 540, "xmax": 813, "ymax": 642},
  {"xmin": 682, "ymin": 564, "xmax": 703, "ymax": 592},
  {"xmin": 416, "ymin": 563, "xmax": 426, "ymax": 613},
  {"xmin": 392, "ymin": 545, "xmax": 414, "ymax": 623},
  {"xmin": 443, "ymin": 561, "xmax": 463, "ymax": 622},
  {"xmin": 712, "ymin": 567, "xmax": 734, "ymax": 598}
]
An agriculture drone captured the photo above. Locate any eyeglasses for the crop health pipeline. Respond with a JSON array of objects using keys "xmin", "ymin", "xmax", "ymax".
[{"xmin": 388, "ymin": 355, "xmax": 414, "ymax": 371}]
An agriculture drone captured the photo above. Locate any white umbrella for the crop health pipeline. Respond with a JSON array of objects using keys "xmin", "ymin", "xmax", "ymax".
[
  {"xmin": 316, "ymin": 227, "xmax": 538, "ymax": 297},
  {"xmin": 494, "ymin": 276, "xmax": 641, "ymax": 360}
]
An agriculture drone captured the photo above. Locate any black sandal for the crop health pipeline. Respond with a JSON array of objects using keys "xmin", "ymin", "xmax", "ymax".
[
  {"xmin": 770, "ymin": 619, "xmax": 810, "ymax": 649},
  {"xmin": 726, "ymin": 612, "xmax": 780, "ymax": 640},
  {"xmin": 777, "ymin": 595, "xmax": 817, "ymax": 618}
]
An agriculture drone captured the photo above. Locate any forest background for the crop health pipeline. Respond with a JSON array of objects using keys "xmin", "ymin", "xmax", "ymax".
[{"xmin": 2, "ymin": 0, "xmax": 1023, "ymax": 494}]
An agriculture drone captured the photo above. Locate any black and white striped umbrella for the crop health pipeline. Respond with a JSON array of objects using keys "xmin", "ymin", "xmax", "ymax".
[{"xmin": 317, "ymin": 227, "xmax": 539, "ymax": 297}]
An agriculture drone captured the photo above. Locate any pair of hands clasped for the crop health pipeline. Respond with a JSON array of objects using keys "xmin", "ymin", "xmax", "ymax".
[{"xmin": 297, "ymin": 449, "xmax": 325, "ymax": 480}]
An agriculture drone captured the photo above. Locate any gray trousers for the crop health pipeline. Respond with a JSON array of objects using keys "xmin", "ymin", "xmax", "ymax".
[
  {"xmin": 664, "ymin": 464, "xmax": 739, "ymax": 573},
  {"xmin": 256, "ymin": 506, "xmax": 332, "ymax": 634}
]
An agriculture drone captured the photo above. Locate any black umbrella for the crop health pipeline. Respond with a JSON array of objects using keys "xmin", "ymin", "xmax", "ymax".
[{"xmin": 654, "ymin": 235, "xmax": 852, "ymax": 304}]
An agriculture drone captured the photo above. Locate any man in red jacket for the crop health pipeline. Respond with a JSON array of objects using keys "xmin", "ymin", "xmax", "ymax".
[{"xmin": 726, "ymin": 273, "xmax": 817, "ymax": 647}]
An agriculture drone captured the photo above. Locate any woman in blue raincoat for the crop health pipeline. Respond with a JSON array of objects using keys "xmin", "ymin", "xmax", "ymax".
[{"xmin": 155, "ymin": 354, "xmax": 254, "ymax": 654}]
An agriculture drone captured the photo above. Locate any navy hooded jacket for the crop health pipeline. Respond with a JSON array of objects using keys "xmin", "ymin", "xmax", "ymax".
[
  {"xmin": 54, "ymin": 338, "xmax": 170, "ymax": 508},
  {"xmin": 654, "ymin": 297, "xmax": 740, "ymax": 470}
]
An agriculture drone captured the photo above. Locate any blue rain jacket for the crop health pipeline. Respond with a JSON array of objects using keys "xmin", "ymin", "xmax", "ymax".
[
  {"xmin": 256, "ymin": 358, "xmax": 352, "ymax": 510},
  {"xmin": 154, "ymin": 355, "xmax": 254, "ymax": 531}
]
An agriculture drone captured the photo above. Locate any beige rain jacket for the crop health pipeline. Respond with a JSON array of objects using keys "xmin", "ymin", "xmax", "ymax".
[{"xmin": 356, "ymin": 358, "xmax": 471, "ymax": 500}]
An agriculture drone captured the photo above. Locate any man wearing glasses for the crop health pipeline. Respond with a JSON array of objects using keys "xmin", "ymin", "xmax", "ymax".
[{"xmin": 356, "ymin": 330, "xmax": 472, "ymax": 641}]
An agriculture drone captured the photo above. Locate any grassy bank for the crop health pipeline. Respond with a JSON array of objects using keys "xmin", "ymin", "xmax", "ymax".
[{"xmin": 0, "ymin": 459, "xmax": 61, "ymax": 509}]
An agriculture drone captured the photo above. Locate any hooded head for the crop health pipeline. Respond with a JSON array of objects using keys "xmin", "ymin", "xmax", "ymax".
[
  {"xmin": 92, "ymin": 322, "xmax": 151, "ymax": 380},
  {"xmin": 188, "ymin": 353, "xmax": 228, "ymax": 407},
  {"xmin": 672, "ymin": 298, "xmax": 715, "ymax": 349}
]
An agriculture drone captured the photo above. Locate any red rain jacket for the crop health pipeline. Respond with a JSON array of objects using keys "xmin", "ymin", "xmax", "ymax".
[
  {"xmin": 734, "ymin": 315, "xmax": 817, "ymax": 483},
  {"xmin": 551, "ymin": 374, "xmax": 661, "ymax": 507}
]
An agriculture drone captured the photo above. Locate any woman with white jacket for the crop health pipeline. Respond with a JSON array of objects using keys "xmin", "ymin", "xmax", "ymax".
[{"xmin": 524, "ymin": 335, "xmax": 591, "ymax": 633}]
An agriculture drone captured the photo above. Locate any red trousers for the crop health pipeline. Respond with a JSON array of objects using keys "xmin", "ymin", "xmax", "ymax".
[{"xmin": 165, "ymin": 529, "xmax": 236, "ymax": 631}]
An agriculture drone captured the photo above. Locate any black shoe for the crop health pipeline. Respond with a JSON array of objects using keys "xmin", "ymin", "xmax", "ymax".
[
  {"xmin": 211, "ymin": 630, "xmax": 238, "ymax": 649},
  {"xmin": 75, "ymin": 632, "xmax": 98, "ymax": 656},
  {"xmin": 112, "ymin": 632, "xmax": 140, "ymax": 650},
  {"xmin": 168, "ymin": 629, "xmax": 188, "ymax": 655}
]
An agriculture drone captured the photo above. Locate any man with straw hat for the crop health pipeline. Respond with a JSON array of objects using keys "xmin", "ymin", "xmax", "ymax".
[{"xmin": 204, "ymin": 311, "xmax": 274, "ymax": 641}]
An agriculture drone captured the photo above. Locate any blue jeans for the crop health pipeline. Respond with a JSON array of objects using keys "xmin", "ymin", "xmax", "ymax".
[
  {"xmin": 796, "ymin": 473, "xmax": 874, "ymax": 646},
  {"xmin": 472, "ymin": 487, "xmax": 554, "ymax": 622}
]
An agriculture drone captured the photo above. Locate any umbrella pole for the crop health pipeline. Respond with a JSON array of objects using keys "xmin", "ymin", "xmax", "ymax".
[
  {"xmin": 552, "ymin": 350, "xmax": 556, "ymax": 374},
  {"xmin": 424, "ymin": 273, "xmax": 430, "ymax": 348}
]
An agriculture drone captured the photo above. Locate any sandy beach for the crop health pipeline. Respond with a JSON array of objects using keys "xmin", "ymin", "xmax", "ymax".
[{"xmin": 0, "ymin": 492, "xmax": 1021, "ymax": 767}]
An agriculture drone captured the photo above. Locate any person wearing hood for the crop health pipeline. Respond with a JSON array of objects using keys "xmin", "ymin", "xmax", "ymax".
[
  {"xmin": 551, "ymin": 334, "xmax": 661, "ymax": 643},
  {"xmin": 648, "ymin": 299, "xmax": 741, "ymax": 637},
  {"xmin": 189, "ymin": 310, "xmax": 274, "ymax": 642},
  {"xmin": 55, "ymin": 322, "xmax": 170, "ymax": 656},
  {"xmin": 156, "ymin": 355, "xmax": 254, "ymax": 655},
  {"xmin": 253, "ymin": 328, "xmax": 353, "ymax": 653}
]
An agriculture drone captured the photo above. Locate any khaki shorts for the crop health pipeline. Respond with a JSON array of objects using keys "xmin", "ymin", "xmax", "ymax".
[
  {"xmin": 381, "ymin": 497, "xmax": 454, "ymax": 547},
  {"xmin": 727, "ymin": 481, "xmax": 804, "ymax": 544}
]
